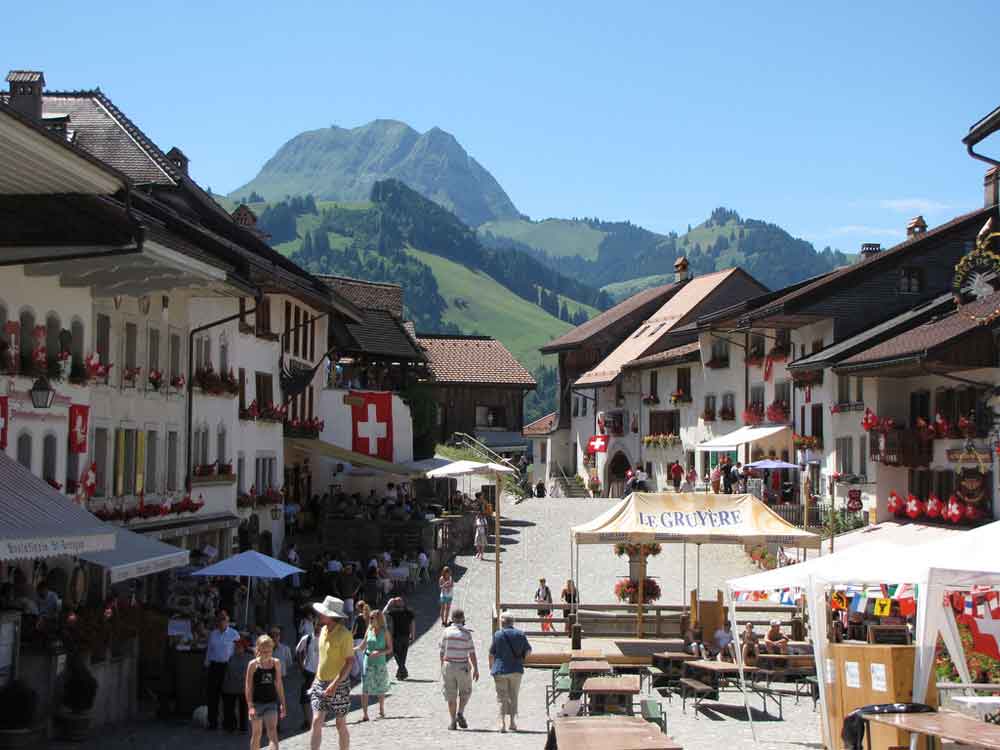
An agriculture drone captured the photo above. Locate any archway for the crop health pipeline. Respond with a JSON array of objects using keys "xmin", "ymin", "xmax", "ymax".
[{"xmin": 606, "ymin": 450, "xmax": 632, "ymax": 498}]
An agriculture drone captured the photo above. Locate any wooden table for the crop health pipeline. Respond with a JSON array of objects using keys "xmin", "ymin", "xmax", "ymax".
[
  {"xmin": 582, "ymin": 675, "xmax": 642, "ymax": 716},
  {"xmin": 571, "ymin": 649, "xmax": 604, "ymax": 660},
  {"xmin": 653, "ymin": 651, "xmax": 698, "ymax": 661},
  {"xmin": 569, "ymin": 659, "xmax": 612, "ymax": 698},
  {"xmin": 684, "ymin": 659, "xmax": 747, "ymax": 698},
  {"xmin": 952, "ymin": 695, "xmax": 1000, "ymax": 723},
  {"xmin": 867, "ymin": 710, "xmax": 1000, "ymax": 749},
  {"xmin": 551, "ymin": 716, "xmax": 682, "ymax": 749}
]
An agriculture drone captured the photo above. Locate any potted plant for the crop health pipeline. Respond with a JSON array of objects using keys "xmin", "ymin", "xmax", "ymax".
[
  {"xmin": 54, "ymin": 653, "xmax": 98, "ymax": 740},
  {"xmin": 0, "ymin": 680, "xmax": 43, "ymax": 748}
]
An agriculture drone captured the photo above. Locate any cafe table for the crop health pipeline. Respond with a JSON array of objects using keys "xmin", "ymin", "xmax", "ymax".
[
  {"xmin": 582, "ymin": 674, "xmax": 642, "ymax": 716},
  {"xmin": 866, "ymin": 709, "xmax": 1000, "ymax": 749},
  {"xmin": 569, "ymin": 659, "xmax": 612, "ymax": 698},
  {"xmin": 570, "ymin": 649, "xmax": 604, "ymax": 660},
  {"xmin": 550, "ymin": 716, "xmax": 682, "ymax": 749},
  {"xmin": 683, "ymin": 659, "xmax": 748, "ymax": 699}
]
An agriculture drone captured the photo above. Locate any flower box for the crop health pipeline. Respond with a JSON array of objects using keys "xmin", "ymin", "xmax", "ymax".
[
  {"xmin": 719, "ymin": 406, "xmax": 735, "ymax": 421},
  {"xmin": 765, "ymin": 401, "xmax": 788, "ymax": 424},
  {"xmin": 259, "ymin": 402, "xmax": 287, "ymax": 422},
  {"xmin": 743, "ymin": 406, "xmax": 764, "ymax": 426},
  {"xmin": 793, "ymin": 433, "xmax": 822, "ymax": 450},
  {"xmin": 792, "ymin": 369, "xmax": 823, "ymax": 387},
  {"xmin": 642, "ymin": 433, "xmax": 681, "ymax": 449},
  {"xmin": 669, "ymin": 390, "xmax": 691, "ymax": 405},
  {"xmin": 614, "ymin": 543, "xmax": 661, "ymax": 558},
  {"xmin": 148, "ymin": 369, "xmax": 163, "ymax": 390},
  {"xmin": 641, "ymin": 394, "xmax": 660, "ymax": 405},
  {"xmin": 704, "ymin": 358, "xmax": 729, "ymax": 369},
  {"xmin": 701, "ymin": 408, "xmax": 716, "ymax": 422}
]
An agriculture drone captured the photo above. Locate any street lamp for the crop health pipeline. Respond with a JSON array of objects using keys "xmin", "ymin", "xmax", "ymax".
[{"xmin": 29, "ymin": 377, "xmax": 55, "ymax": 409}]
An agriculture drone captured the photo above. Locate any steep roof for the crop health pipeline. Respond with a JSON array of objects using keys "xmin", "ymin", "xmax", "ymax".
[
  {"xmin": 836, "ymin": 290, "xmax": 1000, "ymax": 371},
  {"xmin": 622, "ymin": 341, "xmax": 701, "ymax": 371},
  {"xmin": 540, "ymin": 281, "xmax": 682, "ymax": 353},
  {"xmin": 318, "ymin": 275, "xmax": 404, "ymax": 318},
  {"xmin": 523, "ymin": 411, "xmax": 558, "ymax": 436},
  {"xmin": 341, "ymin": 309, "xmax": 425, "ymax": 361},
  {"xmin": 576, "ymin": 269, "xmax": 764, "ymax": 387},
  {"xmin": 417, "ymin": 334, "xmax": 536, "ymax": 387}
]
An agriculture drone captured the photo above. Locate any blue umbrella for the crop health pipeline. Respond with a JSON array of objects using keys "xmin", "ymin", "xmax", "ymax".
[
  {"xmin": 193, "ymin": 551, "xmax": 304, "ymax": 625},
  {"xmin": 746, "ymin": 459, "xmax": 800, "ymax": 470}
]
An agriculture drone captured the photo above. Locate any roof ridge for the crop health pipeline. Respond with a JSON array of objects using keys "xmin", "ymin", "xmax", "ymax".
[
  {"xmin": 88, "ymin": 90, "xmax": 180, "ymax": 183},
  {"xmin": 317, "ymin": 273, "xmax": 402, "ymax": 289}
]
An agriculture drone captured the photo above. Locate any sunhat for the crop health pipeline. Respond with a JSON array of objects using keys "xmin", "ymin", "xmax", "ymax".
[{"xmin": 312, "ymin": 595, "xmax": 347, "ymax": 619}]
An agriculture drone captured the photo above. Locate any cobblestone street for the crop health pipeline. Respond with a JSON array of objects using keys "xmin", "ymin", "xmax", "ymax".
[{"xmin": 59, "ymin": 493, "xmax": 824, "ymax": 750}]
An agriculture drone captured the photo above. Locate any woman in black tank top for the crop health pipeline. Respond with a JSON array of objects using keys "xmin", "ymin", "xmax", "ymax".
[{"xmin": 245, "ymin": 635, "xmax": 286, "ymax": 750}]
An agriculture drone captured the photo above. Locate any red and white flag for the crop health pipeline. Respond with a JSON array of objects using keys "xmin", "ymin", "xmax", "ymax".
[
  {"xmin": 350, "ymin": 391, "xmax": 393, "ymax": 461},
  {"xmin": 68, "ymin": 404, "xmax": 89, "ymax": 454},
  {"xmin": 586, "ymin": 434, "xmax": 608, "ymax": 454}
]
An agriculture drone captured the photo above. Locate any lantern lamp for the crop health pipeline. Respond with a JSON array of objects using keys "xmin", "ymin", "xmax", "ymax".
[{"xmin": 29, "ymin": 377, "xmax": 55, "ymax": 409}]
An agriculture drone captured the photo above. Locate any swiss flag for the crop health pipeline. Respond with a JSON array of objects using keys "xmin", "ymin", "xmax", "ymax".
[
  {"xmin": 351, "ymin": 391, "xmax": 393, "ymax": 461},
  {"xmin": 586, "ymin": 434, "xmax": 608, "ymax": 454},
  {"xmin": 69, "ymin": 404, "xmax": 89, "ymax": 454}
]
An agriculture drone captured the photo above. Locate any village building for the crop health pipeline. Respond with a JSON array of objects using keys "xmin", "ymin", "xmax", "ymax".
[{"xmin": 415, "ymin": 333, "xmax": 536, "ymax": 459}]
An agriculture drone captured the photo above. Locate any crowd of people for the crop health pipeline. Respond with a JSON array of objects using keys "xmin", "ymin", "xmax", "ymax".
[
  {"xmin": 324, "ymin": 483, "xmax": 430, "ymax": 523},
  {"xmin": 682, "ymin": 618, "xmax": 792, "ymax": 665}
]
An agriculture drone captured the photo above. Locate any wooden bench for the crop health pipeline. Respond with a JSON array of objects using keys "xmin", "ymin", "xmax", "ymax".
[
  {"xmin": 640, "ymin": 698, "xmax": 666, "ymax": 733},
  {"xmin": 678, "ymin": 677, "xmax": 714, "ymax": 716}
]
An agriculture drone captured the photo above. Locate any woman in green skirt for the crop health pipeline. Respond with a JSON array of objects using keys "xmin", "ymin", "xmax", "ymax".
[{"xmin": 361, "ymin": 609, "xmax": 393, "ymax": 720}]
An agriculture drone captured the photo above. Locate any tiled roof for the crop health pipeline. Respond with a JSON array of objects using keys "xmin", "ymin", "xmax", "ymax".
[
  {"xmin": 540, "ymin": 281, "xmax": 681, "ymax": 353},
  {"xmin": 837, "ymin": 290, "xmax": 1000, "ymax": 368},
  {"xmin": 342, "ymin": 309, "xmax": 425, "ymax": 360},
  {"xmin": 41, "ymin": 92, "xmax": 178, "ymax": 185},
  {"xmin": 417, "ymin": 335, "xmax": 536, "ymax": 387},
  {"xmin": 748, "ymin": 208, "xmax": 992, "ymax": 323},
  {"xmin": 623, "ymin": 341, "xmax": 701, "ymax": 370},
  {"xmin": 523, "ymin": 411, "xmax": 558, "ymax": 436},
  {"xmin": 318, "ymin": 275, "xmax": 404, "ymax": 317}
]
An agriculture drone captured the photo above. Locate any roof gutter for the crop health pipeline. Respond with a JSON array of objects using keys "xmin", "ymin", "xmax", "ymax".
[
  {"xmin": 963, "ymin": 105, "xmax": 1000, "ymax": 168},
  {"xmin": 833, "ymin": 353, "xmax": 924, "ymax": 375}
]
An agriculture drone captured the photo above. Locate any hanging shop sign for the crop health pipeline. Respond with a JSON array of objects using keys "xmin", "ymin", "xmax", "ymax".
[
  {"xmin": 957, "ymin": 469, "xmax": 989, "ymax": 505},
  {"xmin": 946, "ymin": 448, "xmax": 992, "ymax": 464}
]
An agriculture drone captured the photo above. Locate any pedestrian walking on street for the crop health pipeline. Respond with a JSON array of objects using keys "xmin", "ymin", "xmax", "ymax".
[
  {"xmin": 560, "ymin": 580, "xmax": 579, "ymax": 634},
  {"xmin": 474, "ymin": 512, "xmax": 488, "ymax": 559},
  {"xmin": 534, "ymin": 578, "xmax": 553, "ymax": 632},
  {"xmin": 338, "ymin": 563, "xmax": 362, "ymax": 630},
  {"xmin": 307, "ymin": 596, "xmax": 354, "ymax": 750},
  {"xmin": 204, "ymin": 610, "xmax": 240, "ymax": 731},
  {"xmin": 670, "ymin": 461, "xmax": 684, "ymax": 492},
  {"xmin": 439, "ymin": 608, "xmax": 478, "ymax": 730},
  {"xmin": 439, "ymin": 566, "xmax": 454, "ymax": 626},
  {"xmin": 383, "ymin": 595, "xmax": 416, "ymax": 680},
  {"xmin": 245, "ymin": 634, "xmax": 287, "ymax": 750},
  {"xmin": 295, "ymin": 620, "xmax": 320, "ymax": 731},
  {"xmin": 222, "ymin": 636, "xmax": 252, "ymax": 733},
  {"xmin": 361, "ymin": 609, "xmax": 392, "ymax": 721},
  {"xmin": 351, "ymin": 601, "xmax": 370, "ymax": 686},
  {"xmin": 489, "ymin": 612, "xmax": 531, "ymax": 733}
]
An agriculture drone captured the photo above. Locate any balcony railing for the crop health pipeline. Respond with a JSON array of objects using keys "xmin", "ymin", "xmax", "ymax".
[
  {"xmin": 870, "ymin": 429, "xmax": 933, "ymax": 468},
  {"xmin": 770, "ymin": 502, "xmax": 868, "ymax": 531}
]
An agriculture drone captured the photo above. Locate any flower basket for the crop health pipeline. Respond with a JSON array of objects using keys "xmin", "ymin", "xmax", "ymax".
[
  {"xmin": 642, "ymin": 433, "xmax": 680, "ymax": 449},
  {"xmin": 259, "ymin": 402, "xmax": 287, "ymax": 422},
  {"xmin": 237, "ymin": 493, "xmax": 255, "ymax": 509},
  {"xmin": 669, "ymin": 390, "xmax": 691, "ymax": 405},
  {"xmin": 701, "ymin": 408, "xmax": 716, "ymax": 422},
  {"xmin": 765, "ymin": 401, "xmax": 788, "ymax": 424},
  {"xmin": 257, "ymin": 487, "xmax": 283, "ymax": 506},
  {"xmin": 169, "ymin": 374, "xmax": 185, "ymax": 390},
  {"xmin": 767, "ymin": 345, "xmax": 789, "ymax": 362},
  {"xmin": 641, "ymin": 394, "xmax": 660, "ymax": 405},
  {"xmin": 743, "ymin": 406, "xmax": 764, "ymax": 426},
  {"xmin": 147, "ymin": 369, "xmax": 163, "ymax": 390},
  {"xmin": 122, "ymin": 366, "xmax": 141, "ymax": 386},
  {"xmin": 240, "ymin": 399, "xmax": 260, "ymax": 421},
  {"xmin": 84, "ymin": 353, "xmax": 112, "ymax": 385},
  {"xmin": 719, "ymin": 405, "xmax": 735, "ymax": 421},
  {"xmin": 793, "ymin": 433, "xmax": 821, "ymax": 450},
  {"xmin": 792, "ymin": 369, "xmax": 823, "ymax": 388},
  {"xmin": 614, "ymin": 577, "xmax": 661, "ymax": 604},
  {"xmin": 193, "ymin": 464, "xmax": 215, "ymax": 478},
  {"xmin": 614, "ymin": 543, "xmax": 661, "ymax": 558}
]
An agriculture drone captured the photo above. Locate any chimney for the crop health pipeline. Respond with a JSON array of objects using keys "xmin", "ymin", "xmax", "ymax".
[
  {"xmin": 674, "ymin": 255, "xmax": 690, "ymax": 283},
  {"xmin": 860, "ymin": 243, "xmax": 882, "ymax": 259},
  {"xmin": 906, "ymin": 215, "xmax": 927, "ymax": 237},
  {"xmin": 166, "ymin": 146, "xmax": 189, "ymax": 175},
  {"xmin": 5, "ymin": 70, "xmax": 44, "ymax": 121},
  {"xmin": 985, "ymin": 167, "xmax": 999, "ymax": 209}
]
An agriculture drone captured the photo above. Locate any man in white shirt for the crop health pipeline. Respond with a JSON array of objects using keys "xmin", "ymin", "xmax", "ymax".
[{"xmin": 203, "ymin": 611, "xmax": 239, "ymax": 731}]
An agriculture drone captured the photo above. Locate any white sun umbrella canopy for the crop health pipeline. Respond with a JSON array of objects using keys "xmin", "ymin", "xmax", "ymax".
[{"xmin": 425, "ymin": 459, "xmax": 516, "ymax": 478}]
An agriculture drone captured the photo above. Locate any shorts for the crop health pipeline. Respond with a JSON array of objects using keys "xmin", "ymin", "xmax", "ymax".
[
  {"xmin": 309, "ymin": 678, "xmax": 351, "ymax": 718},
  {"xmin": 440, "ymin": 594, "xmax": 453, "ymax": 604},
  {"xmin": 441, "ymin": 662, "xmax": 472, "ymax": 701},
  {"xmin": 252, "ymin": 702, "xmax": 278, "ymax": 718}
]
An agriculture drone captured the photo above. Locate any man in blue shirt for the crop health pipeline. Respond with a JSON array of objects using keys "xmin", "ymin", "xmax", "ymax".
[
  {"xmin": 203, "ymin": 610, "xmax": 239, "ymax": 731},
  {"xmin": 488, "ymin": 611, "xmax": 532, "ymax": 733}
]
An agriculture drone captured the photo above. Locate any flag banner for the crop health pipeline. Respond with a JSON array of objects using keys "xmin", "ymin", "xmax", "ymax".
[
  {"xmin": 350, "ymin": 390, "xmax": 393, "ymax": 461},
  {"xmin": 68, "ymin": 404, "xmax": 89, "ymax": 454},
  {"xmin": 0, "ymin": 395, "xmax": 7, "ymax": 450}
]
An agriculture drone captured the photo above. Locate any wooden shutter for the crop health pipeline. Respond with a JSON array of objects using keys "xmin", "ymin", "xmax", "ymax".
[
  {"xmin": 114, "ymin": 429, "xmax": 125, "ymax": 497},
  {"xmin": 238, "ymin": 368, "xmax": 246, "ymax": 410},
  {"xmin": 135, "ymin": 431, "xmax": 146, "ymax": 494}
]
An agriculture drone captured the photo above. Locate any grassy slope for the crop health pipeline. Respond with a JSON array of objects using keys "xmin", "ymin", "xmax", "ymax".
[
  {"xmin": 480, "ymin": 217, "xmax": 606, "ymax": 260},
  {"xmin": 601, "ymin": 274, "xmax": 674, "ymax": 302},
  {"xmin": 407, "ymin": 247, "xmax": 568, "ymax": 372}
]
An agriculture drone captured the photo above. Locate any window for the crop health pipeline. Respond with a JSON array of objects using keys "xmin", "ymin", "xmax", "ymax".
[
  {"xmin": 146, "ymin": 430, "xmax": 158, "ymax": 493},
  {"xmin": 70, "ymin": 319, "xmax": 84, "ymax": 372},
  {"xmin": 649, "ymin": 410, "xmax": 680, "ymax": 435},
  {"xmin": 572, "ymin": 397, "xmax": 579, "ymax": 418},
  {"xmin": 200, "ymin": 426, "xmax": 210, "ymax": 466},
  {"xmin": 615, "ymin": 378, "xmax": 624, "ymax": 405},
  {"xmin": 710, "ymin": 338, "xmax": 729, "ymax": 366},
  {"xmin": 124, "ymin": 322, "xmax": 138, "ymax": 370},
  {"xmin": 219, "ymin": 337, "xmax": 228, "ymax": 373},
  {"xmin": 291, "ymin": 393, "xmax": 298, "ymax": 421},
  {"xmin": 238, "ymin": 368, "xmax": 247, "ymax": 410},
  {"xmin": 96, "ymin": 314, "xmax": 111, "ymax": 366},
  {"xmin": 255, "ymin": 456, "xmax": 277, "ymax": 490},
  {"xmin": 0, "ymin": 304, "xmax": 6, "ymax": 342},
  {"xmin": 811, "ymin": 339, "xmax": 823, "ymax": 354},
  {"xmin": 910, "ymin": 391, "xmax": 930, "ymax": 426},
  {"xmin": 749, "ymin": 334, "xmax": 765, "ymax": 359},
  {"xmin": 899, "ymin": 267, "xmax": 923, "ymax": 294},
  {"xmin": 42, "ymin": 434, "xmax": 57, "ymax": 483},
  {"xmin": 256, "ymin": 296, "xmax": 271, "ymax": 335},
  {"xmin": 774, "ymin": 381, "xmax": 790, "ymax": 408},
  {"xmin": 858, "ymin": 435, "xmax": 867, "ymax": 478},
  {"xmin": 45, "ymin": 313, "xmax": 61, "ymax": 361},
  {"xmin": 703, "ymin": 394, "xmax": 716, "ymax": 415},
  {"xmin": 148, "ymin": 328, "xmax": 160, "ymax": 373},
  {"xmin": 722, "ymin": 393, "xmax": 736, "ymax": 415},
  {"xmin": 256, "ymin": 372, "xmax": 273, "ymax": 405},
  {"xmin": 66, "ymin": 447, "xmax": 79, "ymax": 491},
  {"xmin": 114, "ymin": 428, "xmax": 137, "ymax": 496},
  {"xmin": 308, "ymin": 386, "xmax": 314, "ymax": 420},
  {"xmin": 93, "ymin": 428, "xmax": 108, "ymax": 497},
  {"xmin": 774, "ymin": 329, "xmax": 790, "ymax": 353},
  {"xmin": 837, "ymin": 375, "xmax": 851, "ymax": 405},
  {"xmin": 169, "ymin": 333, "xmax": 181, "ymax": 381},
  {"xmin": 16, "ymin": 433, "xmax": 31, "ymax": 470},
  {"xmin": 19, "ymin": 309, "xmax": 34, "ymax": 369},
  {"xmin": 855, "ymin": 377, "xmax": 864, "ymax": 404},
  {"xmin": 677, "ymin": 367, "xmax": 691, "ymax": 397},
  {"xmin": 649, "ymin": 371, "xmax": 658, "ymax": 399},
  {"xmin": 475, "ymin": 405, "xmax": 505, "ymax": 427},
  {"xmin": 750, "ymin": 384, "xmax": 765, "ymax": 408},
  {"xmin": 908, "ymin": 469, "xmax": 932, "ymax": 500},
  {"xmin": 581, "ymin": 393, "xmax": 588, "ymax": 417},
  {"xmin": 217, "ymin": 425, "xmax": 227, "ymax": 465},
  {"xmin": 284, "ymin": 301, "xmax": 292, "ymax": 352},
  {"xmin": 237, "ymin": 455, "xmax": 246, "ymax": 494},
  {"xmin": 239, "ymin": 297, "xmax": 247, "ymax": 326},
  {"xmin": 309, "ymin": 315, "xmax": 316, "ymax": 360},
  {"xmin": 935, "ymin": 471, "xmax": 955, "ymax": 500},
  {"xmin": 810, "ymin": 404, "xmax": 824, "ymax": 442},
  {"xmin": 539, "ymin": 443, "xmax": 547, "ymax": 463},
  {"xmin": 293, "ymin": 306, "xmax": 301, "ymax": 356},
  {"xmin": 166, "ymin": 431, "xmax": 178, "ymax": 492},
  {"xmin": 835, "ymin": 436, "xmax": 853, "ymax": 475},
  {"xmin": 195, "ymin": 337, "xmax": 211, "ymax": 371}
]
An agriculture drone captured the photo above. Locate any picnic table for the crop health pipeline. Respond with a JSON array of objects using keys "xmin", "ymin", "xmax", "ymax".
[
  {"xmin": 550, "ymin": 716, "xmax": 682, "ymax": 749},
  {"xmin": 570, "ymin": 649, "xmax": 604, "ymax": 660},
  {"xmin": 582, "ymin": 675, "xmax": 642, "ymax": 716},
  {"xmin": 866, "ymin": 709, "xmax": 1000, "ymax": 749},
  {"xmin": 569, "ymin": 659, "xmax": 612, "ymax": 698}
]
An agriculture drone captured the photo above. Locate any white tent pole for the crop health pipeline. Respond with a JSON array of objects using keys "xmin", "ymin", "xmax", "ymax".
[
  {"xmin": 726, "ymin": 587, "xmax": 757, "ymax": 743},
  {"xmin": 682, "ymin": 542, "xmax": 687, "ymax": 624},
  {"xmin": 940, "ymin": 596, "xmax": 974, "ymax": 693},
  {"xmin": 246, "ymin": 576, "xmax": 253, "ymax": 627},
  {"xmin": 807, "ymin": 576, "xmax": 835, "ymax": 750},
  {"xmin": 697, "ymin": 543, "xmax": 702, "ymax": 623}
]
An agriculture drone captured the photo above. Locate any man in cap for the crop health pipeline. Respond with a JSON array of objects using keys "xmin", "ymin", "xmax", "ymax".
[
  {"xmin": 308, "ymin": 596, "xmax": 354, "ymax": 750},
  {"xmin": 439, "ymin": 608, "xmax": 478, "ymax": 730},
  {"xmin": 763, "ymin": 618, "xmax": 789, "ymax": 654}
]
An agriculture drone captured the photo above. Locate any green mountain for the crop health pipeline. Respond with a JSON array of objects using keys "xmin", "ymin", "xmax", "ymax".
[
  {"xmin": 229, "ymin": 119, "xmax": 520, "ymax": 227},
  {"xmin": 482, "ymin": 208, "xmax": 854, "ymax": 293}
]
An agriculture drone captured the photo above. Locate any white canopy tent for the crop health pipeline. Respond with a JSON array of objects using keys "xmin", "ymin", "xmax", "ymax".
[{"xmin": 696, "ymin": 425, "xmax": 793, "ymax": 457}]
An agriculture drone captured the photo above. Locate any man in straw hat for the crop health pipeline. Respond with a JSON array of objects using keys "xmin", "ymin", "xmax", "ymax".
[{"xmin": 307, "ymin": 596, "xmax": 354, "ymax": 750}]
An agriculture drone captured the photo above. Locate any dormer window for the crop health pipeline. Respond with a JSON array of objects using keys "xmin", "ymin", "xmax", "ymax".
[{"xmin": 899, "ymin": 267, "xmax": 923, "ymax": 294}]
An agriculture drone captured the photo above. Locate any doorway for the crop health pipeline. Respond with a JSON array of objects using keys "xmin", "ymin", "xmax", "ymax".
[{"xmin": 606, "ymin": 450, "xmax": 631, "ymax": 498}]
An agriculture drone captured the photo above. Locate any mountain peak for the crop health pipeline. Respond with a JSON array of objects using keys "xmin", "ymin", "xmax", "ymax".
[{"xmin": 230, "ymin": 119, "xmax": 518, "ymax": 226}]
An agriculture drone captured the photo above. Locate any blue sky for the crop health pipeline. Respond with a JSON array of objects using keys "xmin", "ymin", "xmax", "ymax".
[{"xmin": 6, "ymin": 2, "xmax": 999, "ymax": 251}]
